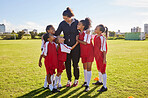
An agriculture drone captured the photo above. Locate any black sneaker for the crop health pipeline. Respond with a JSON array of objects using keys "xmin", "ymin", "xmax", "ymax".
[
  {"xmin": 84, "ymin": 85, "xmax": 90, "ymax": 92},
  {"xmin": 52, "ymin": 88, "xmax": 60, "ymax": 93},
  {"xmin": 92, "ymin": 81, "xmax": 103, "ymax": 85},
  {"xmin": 97, "ymin": 86, "xmax": 107, "ymax": 92},
  {"xmin": 82, "ymin": 82, "xmax": 87, "ymax": 87}
]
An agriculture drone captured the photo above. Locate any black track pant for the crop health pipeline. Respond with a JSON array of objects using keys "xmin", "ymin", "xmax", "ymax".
[{"xmin": 65, "ymin": 44, "xmax": 80, "ymax": 81}]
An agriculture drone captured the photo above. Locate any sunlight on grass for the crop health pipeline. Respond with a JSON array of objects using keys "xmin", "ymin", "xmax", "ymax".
[{"xmin": 0, "ymin": 40, "xmax": 148, "ymax": 97}]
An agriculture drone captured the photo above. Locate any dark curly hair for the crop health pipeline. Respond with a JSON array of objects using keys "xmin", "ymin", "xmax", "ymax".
[
  {"xmin": 80, "ymin": 17, "xmax": 91, "ymax": 30},
  {"xmin": 98, "ymin": 24, "xmax": 108, "ymax": 38}
]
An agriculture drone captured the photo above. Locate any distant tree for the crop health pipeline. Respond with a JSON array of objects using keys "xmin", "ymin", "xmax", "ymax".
[
  {"xmin": 29, "ymin": 31, "xmax": 37, "ymax": 39},
  {"xmin": 109, "ymin": 31, "xmax": 115, "ymax": 37},
  {"xmin": 38, "ymin": 32, "xmax": 46, "ymax": 37},
  {"xmin": 17, "ymin": 30, "xmax": 25, "ymax": 39},
  {"xmin": 11, "ymin": 30, "xmax": 16, "ymax": 34}
]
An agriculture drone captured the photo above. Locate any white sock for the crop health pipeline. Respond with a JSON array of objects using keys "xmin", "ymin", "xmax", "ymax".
[
  {"xmin": 99, "ymin": 72, "xmax": 102, "ymax": 83},
  {"xmin": 51, "ymin": 74, "xmax": 55, "ymax": 85},
  {"xmin": 86, "ymin": 71, "xmax": 92, "ymax": 86},
  {"xmin": 43, "ymin": 75, "xmax": 47, "ymax": 88},
  {"xmin": 102, "ymin": 74, "xmax": 107, "ymax": 88},
  {"xmin": 54, "ymin": 76, "xmax": 59, "ymax": 89},
  {"xmin": 49, "ymin": 84, "xmax": 53, "ymax": 91},
  {"xmin": 84, "ymin": 70, "xmax": 87, "ymax": 82},
  {"xmin": 58, "ymin": 75, "xmax": 61, "ymax": 85}
]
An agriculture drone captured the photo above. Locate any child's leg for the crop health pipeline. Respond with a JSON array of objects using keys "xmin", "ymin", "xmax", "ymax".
[
  {"xmin": 86, "ymin": 62, "xmax": 92, "ymax": 86},
  {"xmin": 101, "ymin": 63, "xmax": 107, "ymax": 88},
  {"xmin": 44, "ymin": 75, "xmax": 48, "ymax": 88},
  {"xmin": 47, "ymin": 74, "xmax": 53, "ymax": 91},
  {"xmin": 98, "ymin": 71, "xmax": 102, "ymax": 83},
  {"xmin": 102, "ymin": 72, "xmax": 107, "ymax": 88},
  {"xmin": 83, "ymin": 63, "xmax": 87, "ymax": 83},
  {"xmin": 54, "ymin": 72, "xmax": 62, "ymax": 89}
]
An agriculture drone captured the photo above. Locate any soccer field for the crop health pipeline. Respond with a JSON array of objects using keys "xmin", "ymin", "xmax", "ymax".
[{"xmin": 0, "ymin": 40, "xmax": 148, "ymax": 98}]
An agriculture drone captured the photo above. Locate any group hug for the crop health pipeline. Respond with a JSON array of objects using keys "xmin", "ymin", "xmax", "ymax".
[{"xmin": 38, "ymin": 7, "xmax": 108, "ymax": 93}]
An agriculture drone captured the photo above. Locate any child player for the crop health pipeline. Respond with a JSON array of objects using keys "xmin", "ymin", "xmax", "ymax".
[
  {"xmin": 76, "ymin": 17, "xmax": 94, "ymax": 92},
  {"xmin": 39, "ymin": 33, "xmax": 59, "ymax": 93},
  {"xmin": 93, "ymin": 24, "xmax": 108, "ymax": 92}
]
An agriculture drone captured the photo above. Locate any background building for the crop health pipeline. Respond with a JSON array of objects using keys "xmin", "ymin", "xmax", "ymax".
[
  {"xmin": 144, "ymin": 24, "xmax": 148, "ymax": 34},
  {"xmin": 131, "ymin": 27, "xmax": 141, "ymax": 32},
  {"xmin": 0, "ymin": 24, "xmax": 5, "ymax": 34}
]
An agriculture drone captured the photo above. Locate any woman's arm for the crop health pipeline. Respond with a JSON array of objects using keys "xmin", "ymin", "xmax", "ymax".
[{"xmin": 55, "ymin": 22, "xmax": 62, "ymax": 36}]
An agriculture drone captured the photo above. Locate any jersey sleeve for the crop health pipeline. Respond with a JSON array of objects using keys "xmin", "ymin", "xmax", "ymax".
[
  {"xmin": 83, "ymin": 32, "xmax": 91, "ymax": 44},
  {"xmin": 43, "ymin": 42, "xmax": 49, "ymax": 56},
  {"xmin": 100, "ymin": 36, "xmax": 106, "ymax": 52},
  {"xmin": 41, "ymin": 39, "xmax": 44, "ymax": 49}
]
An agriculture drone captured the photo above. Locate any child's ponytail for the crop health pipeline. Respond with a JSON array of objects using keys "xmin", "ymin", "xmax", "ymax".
[
  {"xmin": 105, "ymin": 27, "xmax": 108, "ymax": 39},
  {"xmin": 80, "ymin": 17, "xmax": 92, "ymax": 30}
]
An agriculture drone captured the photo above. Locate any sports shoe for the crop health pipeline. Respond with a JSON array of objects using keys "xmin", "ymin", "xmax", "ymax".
[
  {"xmin": 66, "ymin": 80, "xmax": 72, "ymax": 87},
  {"xmin": 84, "ymin": 85, "xmax": 90, "ymax": 92},
  {"xmin": 92, "ymin": 81, "xmax": 103, "ymax": 85},
  {"xmin": 58, "ymin": 83, "xmax": 63, "ymax": 89},
  {"xmin": 82, "ymin": 82, "xmax": 87, "ymax": 87},
  {"xmin": 73, "ymin": 80, "xmax": 78, "ymax": 87},
  {"xmin": 97, "ymin": 86, "xmax": 107, "ymax": 92},
  {"xmin": 52, "ymin": 88, "xmax": 60, "ymax": 93}
]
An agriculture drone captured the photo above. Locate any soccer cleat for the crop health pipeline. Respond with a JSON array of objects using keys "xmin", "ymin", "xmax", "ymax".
[
  {"xmin": 73, "ymin": 80, "xmax": 78, "ymax": 87},
  {"xmin": 92, "ymin": 81, "xmax": 103, "ymax": 85},
  {"xmin": 82, "ymin": 82, "xmax": 87, "ymax": 87},
  {"xmin": 52, "ymin": 88, "xmax": 60, "ymax": 93},
  {"xmin": 66, "ymin": 80, "xmax": 72, "ymax": 87},
  {"xmin": 58, "ymin": 84, "xmax": 63, "ymax": 89},
  {"xmin": 97, "ymin": 86, "xmax": 107, "ymax": 92},
  {"xmin": 84, "ymin": 85, "xmax": 90, "ymax": 92}
]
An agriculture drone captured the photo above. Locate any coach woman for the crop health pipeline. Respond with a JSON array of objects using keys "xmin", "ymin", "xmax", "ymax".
[{"xmin": 55, "ymin": 7, "xmax": 80, "ymax": 87}]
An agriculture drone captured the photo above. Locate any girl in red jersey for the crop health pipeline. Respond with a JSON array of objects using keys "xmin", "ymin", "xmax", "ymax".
[
  {"xmin": 76, "ymin": 18, "xmax": 94, "ymax": 92},
  {"xmin": 39, "ymin": 33, "xmax": 58, "ymax": 93},
  {"xmin": 54, "ymin": 38, "xmax": 79, "ymax": 89},
  {"xmin": 93, "ymin": 24, "xmax": 108, "ymax": 92}
]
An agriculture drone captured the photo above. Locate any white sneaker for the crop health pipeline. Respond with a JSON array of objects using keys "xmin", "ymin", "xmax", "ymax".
[{"xmin": 58, "ymin": 83, "xmax": 62, "ymax": 88}]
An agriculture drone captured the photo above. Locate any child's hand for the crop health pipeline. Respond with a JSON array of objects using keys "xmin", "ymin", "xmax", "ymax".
[
  {"xmin": 76, "ymin": 35, "xmax": 79, "ymax": 41},
  {"xmin": 39, "ymin": 61, "xmax": 42, "ymax": 67},
  {"xmin": 103, "ymin": 59, "xmax": 106, "ymax": 64}
]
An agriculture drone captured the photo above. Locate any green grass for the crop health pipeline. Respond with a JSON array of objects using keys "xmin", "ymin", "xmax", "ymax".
[{"xmin": 0, "ymin": 40, "xmax": 148, "ymax": 98}]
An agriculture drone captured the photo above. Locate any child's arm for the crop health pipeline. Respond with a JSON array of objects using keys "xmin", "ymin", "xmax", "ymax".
[
  {"xmin": 103, "ymin": 51, "xmax": 106, "ymax": 64},
  {"xmin": 39, "ymin": 54, "xmax": 43, "ymax": 67},
  {"xmin": 71, "ymin": 41, "xmax": 79, "ymax": 50},
  {"xmin": 76, "ymin": 35, "xmax": 87, "ymax": 45}
]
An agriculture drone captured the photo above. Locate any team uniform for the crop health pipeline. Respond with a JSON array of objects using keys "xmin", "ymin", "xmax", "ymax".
[
  {"xmin": 57, "ymin": 44, "xmax": 67, "ymax": 73},
  {"xmin": 79, "ymin": 31, "xmax": 94, "ymax": 63},
  {"xmin": 43, "ymin": 41, "xmax": 58, "ymax": 75},
  {"xmin": 94, "ymin": 34, "xmax": 107, "ymax": 73}
]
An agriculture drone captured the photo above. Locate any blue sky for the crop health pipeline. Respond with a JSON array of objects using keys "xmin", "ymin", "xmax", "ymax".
[{"xmin": 0, "ymin": 0, "xmax": 148, "ymax": 32}]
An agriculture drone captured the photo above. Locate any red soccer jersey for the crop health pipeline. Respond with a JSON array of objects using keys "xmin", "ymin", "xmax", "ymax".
[
  {"xmin": 79, "ymin": 31, "xmax": 94, "ymax": 58},
  {"xmin": 57, "ymin": 45, "xmax": 67, "ymax": 62},
  {"xmin": 43, "ymin": 41, "xmax": 58, "ymax": 70},
  {"xmin": 94, "ymin": 34, "xmax": 107, "ymax": 60}
]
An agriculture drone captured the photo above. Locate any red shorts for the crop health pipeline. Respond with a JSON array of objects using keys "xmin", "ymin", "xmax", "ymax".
[
  {"xmin": 96, "ymin": 58, "xmax": 106, "ymax": 73},
  {"xmin": 45, "ymin": 65, "xmax": 56, "ymax": 75},
  {"xmin": 57, "ymin": 61, "xmax": 65, "ymax": 73},
  {"xmin": 81, "ymin": 55, "xmax": 94, "ymax": 63}
]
